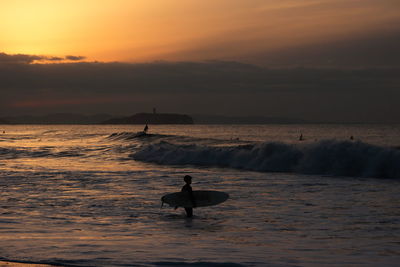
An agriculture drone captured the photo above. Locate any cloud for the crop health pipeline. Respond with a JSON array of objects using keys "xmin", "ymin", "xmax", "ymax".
[
  {"xmin": 0, "ymin": 54, "xmax": 399, "ymax": 122},
  {"xmin": 0, "ymin": 52, "xmax": 86, "ymax": 64},
  {"xmin": 0, "ymin": 59, "xmax": 397, "ymax": 93},
  {"xmin": 246, "ymin": 28, "xmax": 400, "ymax": 68},
  {"xmin": 48, "ymin": 56, "xmax": 64, "ymax": 61},
  {"xmin": 65, "ymin": 55, "xmax": 86, "ymax": 61},
  {"xmin": 156, "ymin": 25, "xmax": 400, "ymax": 68},
  {"xmin": 0, "ymin": 52, "xmax": 44, "ymax": 64}
]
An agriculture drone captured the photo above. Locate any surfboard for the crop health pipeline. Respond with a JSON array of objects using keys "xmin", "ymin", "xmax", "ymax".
[{"xmin": 161, "ymin": 190, "xmax": 229, "ymax": 208}]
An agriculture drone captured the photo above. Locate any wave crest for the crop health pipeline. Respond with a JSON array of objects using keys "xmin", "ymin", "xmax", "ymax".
[{"xmin": 132, "ymin": 140, "xmax": 400, "ymax": 178}]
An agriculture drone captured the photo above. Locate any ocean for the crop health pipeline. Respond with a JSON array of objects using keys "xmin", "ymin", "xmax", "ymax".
[{"xmin": 0, "ymin": 124, "xmax": 399, "ymax": 266}]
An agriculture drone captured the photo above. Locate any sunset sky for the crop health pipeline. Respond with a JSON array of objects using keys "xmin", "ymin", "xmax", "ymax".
[
  {"xmin": 1, "ymin": 0, "xmax": 399, "ymax": 122},
  {"xmin": 1, "ymin": 0, "xmax": 399, "ymax": 64}
]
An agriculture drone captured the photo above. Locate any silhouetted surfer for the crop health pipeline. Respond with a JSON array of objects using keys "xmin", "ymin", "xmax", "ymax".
[
  {"xmin": 143, "ymin": 124, "xmax": 148, "ymax": 133},
  {"xmin": 299, "ymin": 133, "xmax": 304, "ymax": 141},
  {"xmin": 181, "ymin": 175, "xmax": 196, "ymax": 218}
]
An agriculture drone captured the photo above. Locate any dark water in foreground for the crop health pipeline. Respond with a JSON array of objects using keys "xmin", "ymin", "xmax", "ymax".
[{"xmin": 0, "ymin": 125, "xmax": 399, "ymax": 266}]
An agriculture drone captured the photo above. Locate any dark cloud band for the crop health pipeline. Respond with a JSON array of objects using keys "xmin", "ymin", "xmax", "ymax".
[{"xmin": 0, "ymin": 52, "xmax": 399, "ymax": 123}]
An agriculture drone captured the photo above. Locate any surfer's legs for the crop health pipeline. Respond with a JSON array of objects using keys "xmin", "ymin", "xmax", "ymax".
[{"xmin": 184, "ymin": 208, "xmax": 193, "ymax": 218}]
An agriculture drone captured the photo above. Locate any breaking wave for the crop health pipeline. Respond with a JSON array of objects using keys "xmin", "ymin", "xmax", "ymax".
[{"xmin": 132, "ymin": 140, "xmax": 400, "ymax": 179}]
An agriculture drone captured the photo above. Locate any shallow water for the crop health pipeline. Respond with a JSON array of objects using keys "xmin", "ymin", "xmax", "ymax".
[{"xmin": 0, "ymin": 125, "xmax": 399, "ymax": 266}]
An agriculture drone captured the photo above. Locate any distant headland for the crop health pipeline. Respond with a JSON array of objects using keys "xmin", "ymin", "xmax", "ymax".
[{"xmin": 102, "ymin": 113, "xmax": 194, "ymax": 124}]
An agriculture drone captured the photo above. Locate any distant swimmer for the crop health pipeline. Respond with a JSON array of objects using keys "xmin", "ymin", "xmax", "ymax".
[
  {"xmin": 299, "ymin": 133, "xmax": 304, "ymax": 141},
  {"xmin": 143, "ymin": 124, "xmax": 148, "ymax": 133}
]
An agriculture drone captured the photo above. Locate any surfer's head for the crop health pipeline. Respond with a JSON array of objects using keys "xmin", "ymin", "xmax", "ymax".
[{"xmin": 184, "ymin": 175, "xmax": 192, "ymax": 184}]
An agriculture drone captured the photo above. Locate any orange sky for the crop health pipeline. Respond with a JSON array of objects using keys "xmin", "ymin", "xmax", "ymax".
[{"xmin": 1, "ymin": 0, "xmax": 399, "ymax": 63}]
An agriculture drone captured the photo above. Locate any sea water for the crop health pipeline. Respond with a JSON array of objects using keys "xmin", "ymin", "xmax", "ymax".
[{"xmin": 0, "ymin": 124, "xmax": 399, "ymax": 266}]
